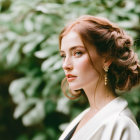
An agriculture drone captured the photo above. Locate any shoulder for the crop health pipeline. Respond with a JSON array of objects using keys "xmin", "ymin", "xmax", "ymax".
[
  {"xmin": 102, "ymin": 109, "xmax": 140, "ymax": 140},
  {"xmin": 107, "ymin": 96, "xmax": 139, "ymax": 131},
  {"xmin": 115, "ymin": 114, "xmax": 139, "ymax": 131},
  {"xmin": 119, "ymin": 105, "xmax": 139, "ymax": 127}
]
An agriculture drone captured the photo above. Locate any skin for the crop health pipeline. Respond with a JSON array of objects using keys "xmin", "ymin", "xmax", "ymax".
[
  {"xmin": 60, "ymin": 31, "xmax": 117, "ymax": 135},
  {"xmin": 60, "ymin": 31, "xmax": 99, "ymax": 91}
]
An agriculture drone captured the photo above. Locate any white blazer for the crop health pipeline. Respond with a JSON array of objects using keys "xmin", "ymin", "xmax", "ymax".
[{"xmin": 59, "ymin": 97, "xmax": 140, "ymax": 140}]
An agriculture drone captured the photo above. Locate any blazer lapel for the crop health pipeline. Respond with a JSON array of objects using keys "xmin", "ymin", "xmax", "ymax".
[
  {"xmin": 71, "ymin": 97, "xmax": 128, "ymax": 140},
  {"xmin": 59, "ymin": 108, "xmax": 90, "ymax": 140}
]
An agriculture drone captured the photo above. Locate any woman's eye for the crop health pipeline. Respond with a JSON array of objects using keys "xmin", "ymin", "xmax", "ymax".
[
  {"xmin": 74, "ymin": 51, "xmax": 83, "ymax": 56},
  {"xmin": 60, "ymin": 54, "xmax": 66, "ymax": 58}
]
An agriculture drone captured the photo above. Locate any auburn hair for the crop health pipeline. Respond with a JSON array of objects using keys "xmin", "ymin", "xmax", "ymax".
[{"xmin": 59, "ymin": 15, "xmax": 140, "ymax": 99}]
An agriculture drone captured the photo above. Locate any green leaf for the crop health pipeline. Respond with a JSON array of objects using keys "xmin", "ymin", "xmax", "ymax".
[
  {"xmin": 6, "ymin": 42, "xmax": 21, "ymax": 66},
  {"xmin": 9, "ymin": 77, "xmax": 31, "ymax": 96},
  {"xmin": 41, "ymin": 55, "xmax": 60, "ymax": 72},
  {"xmin": 26, "ymin": 77, "xmax": 42, "ymax": 97},
  {"xmin": 34, "ymin": 47, "xmax": 57, "ymax": 59},
  {"xmin": 24, "ymin": 13, "xmax": 34, "ymax": 32},
  {"xmin": 32, "ymin": 132, "xmax": 47, "ymax": 140},
  {"xmin": 22, "ymin": 101, "xmax": 45, "ymax": 126},
  {"xmin": 14, "ymin": 98, "xmax": 38, "ymax": 119},
  {"xmin": 36, "ymin": 3, "xmax": 62, "ymax": 14}
]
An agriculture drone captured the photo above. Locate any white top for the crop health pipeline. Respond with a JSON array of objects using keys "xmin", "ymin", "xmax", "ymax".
[{"xmin": 59, "ymin": 97, "xmax": 140, "ymax": 140}]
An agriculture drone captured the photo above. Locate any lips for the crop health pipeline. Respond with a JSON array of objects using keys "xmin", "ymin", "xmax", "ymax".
[
  {"xmin": 66, "ymin": 74, "xmax": 77, "ymax": 78},
  {"xmin": 66, "ymin": 74, "xmax": 77, "ymax": 82}
]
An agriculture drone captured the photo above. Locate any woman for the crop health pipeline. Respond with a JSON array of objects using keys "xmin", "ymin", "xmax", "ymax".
[{"xmin": 58, "ymin": 15, "xmax": 140, "ymax": 140}]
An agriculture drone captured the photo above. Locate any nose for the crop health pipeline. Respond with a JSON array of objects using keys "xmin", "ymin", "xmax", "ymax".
[{"xmin": 62, "ymin": 57, "xmax": 73, "ymax": 71}]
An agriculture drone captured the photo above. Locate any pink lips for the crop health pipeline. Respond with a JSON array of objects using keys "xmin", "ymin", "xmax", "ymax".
[{"xmin": 66, "ymin": 74, "xmax": 77, "ymax": 82}]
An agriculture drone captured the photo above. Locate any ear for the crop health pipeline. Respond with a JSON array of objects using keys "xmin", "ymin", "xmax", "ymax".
[{"xmin": 103, "ymin": 57, "xmax": 113, "ymax": 68}]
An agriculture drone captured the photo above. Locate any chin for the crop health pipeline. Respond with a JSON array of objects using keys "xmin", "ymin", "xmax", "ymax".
[{"xmin": 69, "ymin": 83, "xmax": 82, "ymax": 91}]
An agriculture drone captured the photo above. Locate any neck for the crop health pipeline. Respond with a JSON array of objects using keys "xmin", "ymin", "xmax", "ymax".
[{"xmin": 83, "ymin": 78, "xmax": 117, "ymax": 112}]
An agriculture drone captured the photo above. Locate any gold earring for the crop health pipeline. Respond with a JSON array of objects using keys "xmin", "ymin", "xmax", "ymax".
[{"xmin": 104, "ymin": 66, "xmax": 109, "ymax": 85}]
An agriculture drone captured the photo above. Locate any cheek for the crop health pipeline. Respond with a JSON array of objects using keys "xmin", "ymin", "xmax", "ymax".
[
  {"xmin": 81, "ymin": 57, "xmax": 91, "ymax": 71},
  {"xmin": 75, "ymin": 55, "xmax": 88, "ymax": 67},
  {"xmin": 75, "ymin": 55, "xmax": 97, "ymax": 76}
]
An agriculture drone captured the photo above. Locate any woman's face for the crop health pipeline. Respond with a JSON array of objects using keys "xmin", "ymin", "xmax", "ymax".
[{"xmin": 60, "ymin": 31, "xmax": 103, "ymax": 91}]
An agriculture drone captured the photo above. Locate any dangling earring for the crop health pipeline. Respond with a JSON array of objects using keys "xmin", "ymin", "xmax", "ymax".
[{"xmin": 104, "ymin": 66, "xmax": 109, "ymax": 85}]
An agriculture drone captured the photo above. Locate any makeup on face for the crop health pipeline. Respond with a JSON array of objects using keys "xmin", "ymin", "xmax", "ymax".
[{"xmin": 60, "ymin": 31, "xmax": 100, "ymax": 91}]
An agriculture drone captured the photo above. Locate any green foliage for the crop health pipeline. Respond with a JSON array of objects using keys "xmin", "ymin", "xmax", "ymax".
[{"xmin": 0, "ymin": 0, "xmax": 140, "ymax": 139}]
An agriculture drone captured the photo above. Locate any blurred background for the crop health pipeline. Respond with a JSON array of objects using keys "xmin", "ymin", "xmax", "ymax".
[{"xmin": 0, "ymin": 0, "xmax": 140, "ymax": 140}]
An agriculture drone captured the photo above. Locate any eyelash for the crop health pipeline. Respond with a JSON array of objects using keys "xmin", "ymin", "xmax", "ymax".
[
  {"xmin": 60, "ymin": 55, "xmax": 65, "ymax": 58},
  {"xmin": 74, "ymin": 51, "xmax": 83, "ymax": 56},
  {"xmin": 60, "ymin": 51, "xmax": 83, "ymax": 58}
]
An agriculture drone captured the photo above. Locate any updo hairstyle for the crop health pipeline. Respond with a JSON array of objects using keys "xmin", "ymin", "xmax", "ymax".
[{"xmin": 59, "ymin": 15, "xmax": 140, "ymax": 99}]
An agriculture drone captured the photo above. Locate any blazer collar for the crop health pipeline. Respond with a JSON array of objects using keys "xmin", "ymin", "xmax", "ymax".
[{"xmin": 59, "ymin": 96, "xmax": 128, "ymax": 140}]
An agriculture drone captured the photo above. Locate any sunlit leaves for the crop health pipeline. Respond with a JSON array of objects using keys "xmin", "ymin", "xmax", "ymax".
[
  {"xmin": 0, "ymin": 0, "xmax": 140, "ymax": 139},
  {"xmin": 22, "ymin": 100, "xmax": 45, "ymax": 126}
]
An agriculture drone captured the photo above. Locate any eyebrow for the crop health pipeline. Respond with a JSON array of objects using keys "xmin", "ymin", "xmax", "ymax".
[{"xmin": 60, "ymin": 45, "xmax": 85, "ymax": 53}]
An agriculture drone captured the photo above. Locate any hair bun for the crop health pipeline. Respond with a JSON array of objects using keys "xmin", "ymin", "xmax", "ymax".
[
  {"xmin": 110, "ymin": 48, "xmax": 140, "ymax": 91},
  {"xmin": 111, "ymin": 30, "xmax": 133, "ymax": 50}
]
